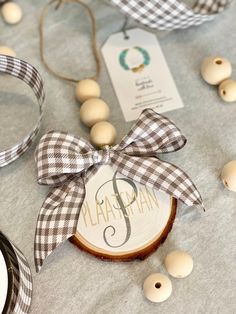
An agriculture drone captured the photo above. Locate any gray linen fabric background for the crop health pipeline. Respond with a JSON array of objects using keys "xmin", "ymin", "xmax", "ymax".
[{"xmin": 1, "ymin": 0, "xmax": 236, "ymax": 313}]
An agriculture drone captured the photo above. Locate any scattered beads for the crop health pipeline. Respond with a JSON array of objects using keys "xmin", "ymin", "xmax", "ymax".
[
  {"xmin": 143, "ymin": 273, "xmax": 172, "ymax": 303},
  {"xmin": 0, "ymin": 46, "xmax": 16, "ymax": 57},
  {"xmin": 218, "ymin": 79, "xmax": 236, "ymax": 102},
  {"xmin": 1, "ymin": 2, "xmax": 22, "ymax": 25},
  {"xmin": 165, "ymin": 250, "xmax": 193, "ymax": 278},
  {"xmin": 201, "ymin": 56, "xmax": 232, "ymax": 85},
  {"xmin": 221, "ymin": 160, "xmax": 236, "ymax": 192}
]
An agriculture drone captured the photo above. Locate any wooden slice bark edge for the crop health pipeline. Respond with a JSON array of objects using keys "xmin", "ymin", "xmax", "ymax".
[{"xmin": 70, "ymin": 198, "xmax": 177, "ymax": 262}]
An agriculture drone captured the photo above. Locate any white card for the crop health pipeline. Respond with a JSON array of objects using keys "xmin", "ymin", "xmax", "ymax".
[{"xmin": 102, "ymin": 28, "xmax": 184, "ymax": 122}]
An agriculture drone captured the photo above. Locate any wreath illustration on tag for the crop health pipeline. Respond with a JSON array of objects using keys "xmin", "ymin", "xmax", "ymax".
[{"xmin": 119, "ymin": 46, "xmax": 150, "ymax": 73}]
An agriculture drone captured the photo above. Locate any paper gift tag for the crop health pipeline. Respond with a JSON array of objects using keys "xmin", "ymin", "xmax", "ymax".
[
  {"xmin": 72, "ymin": 165, "xmax": 176, "ymax": 261},
  {"xmin": 102, "ymin": 28, "xmax": 184, "ymax": 122}
]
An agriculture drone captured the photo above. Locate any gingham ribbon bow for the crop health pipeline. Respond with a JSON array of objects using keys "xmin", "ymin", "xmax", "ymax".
[{"xmin": 35, "ymin": 109, "xmax": 202, "ymax": 272}]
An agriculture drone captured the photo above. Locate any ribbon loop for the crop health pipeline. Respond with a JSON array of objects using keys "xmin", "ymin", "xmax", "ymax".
[
  {"xmin": 35, "ymin": 131, "xmax": 94, "ymax": 185},
  {"xmin": 34, "ymin": 109, "xmax": 203, "ymax": 271},
  {"xmin": 115, "ymin": 108, "xmax": 186, "ymax": 155}
]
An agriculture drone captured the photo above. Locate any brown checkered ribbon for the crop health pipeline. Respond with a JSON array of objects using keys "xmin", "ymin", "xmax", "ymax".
[
  {"xmin": 0, "ymin": 55, "xmax": 45, "ymax": 167},
  {"xmin": 34, "ymin": 109, "xmax": 203, "ymax": 271},
  {"xmin": 0, "ymin": 232, "xmax": 32, "ymax": 314},
  {"xmin": 111, "ymin": 0, "xmax": 231, "ymax": 30}
]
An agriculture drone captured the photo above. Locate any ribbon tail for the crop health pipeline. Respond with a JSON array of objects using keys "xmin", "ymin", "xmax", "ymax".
[
  {"xmin": 34, "ymin": 177, "xmax": 85, "ymax": 272},
  {"xmin": 112, "ymin": 155, "xmax": 203, "ymax": 207}
]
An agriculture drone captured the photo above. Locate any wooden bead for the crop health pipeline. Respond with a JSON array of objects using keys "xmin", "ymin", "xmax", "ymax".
[
  {"xmin": 80, "ymin": 98, "xmax": 110, "ymax": 127},
  {"xmin": 1, "ymin": 2, "xmax": 22, "ymax": 25},
  {"xmin": 218, "ymin": 79, "xmax": 236, "ymax": 102},
  {"xmin": 0, "ymin": 46, "xmax": 16, "ymax": 57},
  {"xmin": 201, "ymin": 56, "xmax": 232, "ymax": 85},
  {"xmin": 143, "ymin": 273, "xmax": 172, "ymax": 303},
  {"xmin": 90, "ymin": 121, "xmax": 116, "ymax": 148},
  {"xmin": 75, "ymin": 79, "xmax": 101, "ymax": 102},
  {"xmin": 221, "ymin": 160, "xmax": 236, "ymax": 191},
  {"xmin": 165, "ymin": 250, "xmax": 193, "ymax": 278}
]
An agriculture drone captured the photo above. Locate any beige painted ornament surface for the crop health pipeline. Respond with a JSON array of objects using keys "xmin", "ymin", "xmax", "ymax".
[
  {"xmin": 80, "ymin": 98, "xmax": 110, "ymax": 127},
  {"xmin": 221, "ymin": 160, "xmax": 236, "ymax": 191},
  {"xmin": 219, "ymin": 79, "xmax": 236, "ymax": 102},
  {"xmin": 0, "ymin": 46, "xmax": 16, "ymax": 57},
  {"xmin": 71, "ymin": 165, "xmax": 176, "ymax": 261},
  {"xmin": 90, "ymin": 121, "xmax": 116, "ymax": 147},
  {"xmin": 201, "ymin": 56, "xmax": 232, "ymax": 85},
  {"xmin": 75, "ymin": 79, "xmax": 101, "ymax": 102},
  {"xmin": 1, "ymin": 2, "xmax": 22, "ymax": 25},
  {"xmin": 165, "ymin": 250, "xmax": 193, "ymax": 278},
  {"xmin": 143, "ymin": 273, "xmax": 172, "ymax": 303}
]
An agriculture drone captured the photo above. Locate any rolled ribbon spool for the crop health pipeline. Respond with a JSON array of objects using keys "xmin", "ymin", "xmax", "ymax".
[
  {"xmin": 0, "ymin": 232, "xmax": 32, "ymax": 314},
  {"xmin": 111, "ymin": 0, "xmax": 231, "ymax": 30},
  {"xmin": 0, "ymin": 55, "xmax": 45, "ymax": 167}
]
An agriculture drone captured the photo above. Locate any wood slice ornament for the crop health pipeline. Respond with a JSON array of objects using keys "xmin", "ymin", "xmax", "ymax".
[
  {"xmin": 71, "ymin": 165, "xmax": 176, "ymax": 261},
  {"xmin": 34, "ymin": 109, "xmax": 203, "ymax": 272}
]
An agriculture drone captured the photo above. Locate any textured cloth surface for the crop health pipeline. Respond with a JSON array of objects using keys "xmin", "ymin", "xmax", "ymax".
[{"xmin": 0, "ymin": 0, "xmax": 236, "ymax": 313}]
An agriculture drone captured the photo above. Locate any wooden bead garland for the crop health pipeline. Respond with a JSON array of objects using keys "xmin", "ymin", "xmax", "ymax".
[
  {"xmin": 78, "ymin": 83, "xmax": 116, "ymax": 147},
  {"xmin": 1, "ymin": 1, "xmax": 22, "ymax": 24},
  {"xmin": 39, "ymin": 0, "xmax": 117, "ymax": 148}
]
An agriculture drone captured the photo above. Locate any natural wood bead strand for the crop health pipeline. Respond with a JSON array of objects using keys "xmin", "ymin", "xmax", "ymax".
[
  {"xmin": 78, "ymin": 80, "xmax": 117, "ymax": 147},
  {"xmin": 80, "ymin": 98, "xmax": 110, "ymax": 127},
  {"xmin": 90, "ymin": 121, "xmax": 116, "ymax": 148},
  {"xmin": 75, "ymin": 79, "xmax": 101, "ymax": 102}
]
